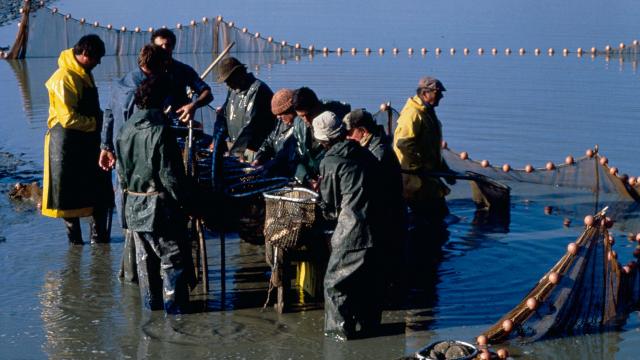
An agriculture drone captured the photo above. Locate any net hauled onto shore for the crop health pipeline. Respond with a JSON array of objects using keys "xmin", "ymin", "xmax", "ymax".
[{"xmin": 479, "ymin": 209, "xmax": 640, "ymax": 344}]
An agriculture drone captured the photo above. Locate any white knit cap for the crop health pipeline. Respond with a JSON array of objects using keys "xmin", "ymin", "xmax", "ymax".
[{"xmin": 312, "ymin": 111, "xmax": 345, "ymax": 141}]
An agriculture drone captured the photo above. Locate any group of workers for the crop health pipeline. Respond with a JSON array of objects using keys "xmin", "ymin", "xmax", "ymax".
[{"xmin": 41, "ymin": 31, "xmax": 454, "ymax": 340}]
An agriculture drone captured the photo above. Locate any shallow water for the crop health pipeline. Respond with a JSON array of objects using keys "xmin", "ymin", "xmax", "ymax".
[{"xmin": 2, "ymin": 1, "xmax": 640, "ymax": 359}]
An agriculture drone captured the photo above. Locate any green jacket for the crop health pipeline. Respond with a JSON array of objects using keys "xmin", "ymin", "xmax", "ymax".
[
  {"xmin": 115, "ymin": 108, "xmax": 190, "ymax": 232},
  {"xmin": 319, "ymin": 140, "xmax": 381, "ymax": 251}
]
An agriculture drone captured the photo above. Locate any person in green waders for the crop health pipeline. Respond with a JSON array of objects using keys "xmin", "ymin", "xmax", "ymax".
[
  {"xmin": 42, "ymin": 34, "xmax": 113, "ymax": 245},
  {"xmin": 314, "ymin": 112, "xmax": 383, "ymax": 340},
  {"xmin": 115, "ymin": 76, "xmax": 194, "ymax": 314}
]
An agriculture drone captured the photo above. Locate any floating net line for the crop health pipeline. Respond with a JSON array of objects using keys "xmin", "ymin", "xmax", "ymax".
[
  {"xmin": 478, "ymin": 209, "xmax": 640, "ymax": 344},
  {"xmin": 2, "ymin": 2, "xmax": 639, "ymax": 60},
  {"xmin": 442, "ymin": 146, "xmax": 640, "ymax": 202},
  {"xmin": 6, "ymin": 4, "xmax": 308, "ymax": 58}
]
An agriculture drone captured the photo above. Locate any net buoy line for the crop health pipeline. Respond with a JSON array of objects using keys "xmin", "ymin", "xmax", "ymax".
[{"xmin": 2, "ymin": 2, "xmax": 639, "ymax": 59}]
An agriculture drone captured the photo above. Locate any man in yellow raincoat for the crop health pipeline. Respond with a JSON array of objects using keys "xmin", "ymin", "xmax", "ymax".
[
  {"xmin": 393, "ymin": 76, "xmax": 455, "ymax": 223},
  {"xmin": 42, "ymin": 34, "xmax": 113, "ymax": 244}
]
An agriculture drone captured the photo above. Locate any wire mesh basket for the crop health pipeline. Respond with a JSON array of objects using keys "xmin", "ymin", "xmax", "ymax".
[{"xmin": 263, "ymin": 187, "xmax": 319, "ymax": 250}]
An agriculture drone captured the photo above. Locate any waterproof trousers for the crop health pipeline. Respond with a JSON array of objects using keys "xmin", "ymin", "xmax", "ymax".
[
  {"xmin": 324, "ymin": 247, "xmax": 381, "ymax": 340},
  {"xmin": 133, "ymin": 231, "xmax": 189, "ymax": 314},
  {"xmin": 63, "ymin": 206, "xmax": 111, "ymax": 244}
]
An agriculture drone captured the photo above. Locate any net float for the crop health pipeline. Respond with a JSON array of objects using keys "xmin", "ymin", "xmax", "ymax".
[
  {"xmin": 242, "ymin": 27, "xmax": 248, "ymax": 33},
  {"xmin": 477, "ymin": 335, "xmax": 488, "ymax": 346},
  {"xmin": 336, "ymin": 47, "xmax": 343, "ymax": 54},
  {"xmin": 605, "ymin": 44, "xmax": 612, "ymax": 52},
  {"xmin": 93, "ymin": 21, "xmax": 99, "ymax": 27},
  {"xmin": 491, "ymin": 48, "xmax": 497, "ymax": 55},
  {"xmin": 505, "ymin": 48, "xmax": 512, "ymax": 55},
  {"xmin": 463, "ymin": 48, "xmax": 470, "ymax": 55},
  {"xmin": 450, "ymin": 48, "xmax": 456, "ymax": 55},
  {"xmin": 379, "ymin": 103, "xmax": 389, "ymax": 112},
  {"xmin": 568, "ymin": 242, "xmax": 578, "ymax": 255},
  {"xmin": 441, "ymin": 140, "xmax": 448, "ymax": 149},
  {"xmin": 534, "ymin": 48, "xmax": 541, "ymax": 55},
  {"xmin": 619, "ymin": 42, "xmax": 626, "ymax": 49},
  {"xmin": 525, "ymin": 164, "xmax": 534, "ymax": 173},
  {"xmin": 599, "ymin": 156, "xmax": 608, "ymax": 165},
  {"xmin": 481, "ymin": 160, "xmax": 490, "ymax": 168},
  {"xmin": 478, "ymin": 48, "xmax": 484, "ymax": 55},
  {"xmin": 407, "ymin": 48, "xmax": 414, "ymax": 55},
  {"xmin": 586, "ymin": 148, "xmax": 594, "ymax": 158},
  {"xmin": 502, "ymin": 319, "xmax": 514, "ymax": 333},
  {"xmin": 565, "ymin": 155, "xmax": 575, "ymax": 165},
  {"xmin": 460, "ymin": 152, "xmax": 469, "ymax": 160},
  {"xmin": 378, "ymin": 48, "xmax": 385, "ymax": 54},
  {"xmin": 563, "ymin": 48, "xmax": 569, "ymax": 56},
  {"xmin": 526, "ymin": 297, "xmax": 539, "ymax": 310},
  {"xmin": 189, "ymin": 20, "xmax": 196, "ymax": 26},
  {"xmin": 502, "ymin": 164, "xmax": 511, "ymax": 172},
  {"xmin": 435, "ymin": 48, "xmax": 442, "ymax": 55},
  {"xmin": 79, "ymin": 18, "xmax": 85, "ymax": 24},
  {"xmin": 267, "ymin": 36, "xmax": 273, "ymax": 43},
  {"xmin": 282, "ymin": 41, "xmax": 288, "ymax": 47},
  {"xmin": 591, "ymin": 46, "xmax": 597, "ymax": 54},
  {"xmin": 294, "ymin": 43, "xmax": 301, "ymax": 49},
  {"xmin": 548, "ymin": 48, "xmax": 555, "ymax": 55},
  {"xmin": 228, "ymin": 21, "xmax": 234, "ymax": 27},
  {"xmin": 548, "ymin": 272, "xmax": 561, "ymax": 284},
  {"xmin": 563, "ymin": 218, "xmax": 571, "ymax": 227},
  {"xmin": 350, "ymin": 47, "xmax": 357, "ymax": 54},
  {"xmin": 107, "ymin": 24, "xmax": 113, "ymax": 30},
  {"xmin": 120, "ymin": 26, "xmax": 127, "ymax": 32},
  {"xmin": 584, "ymin": 215, "xmax": 595, "ymax": 226},
  {"xmin": 307, "ymin": 44, "xmax": 313, "ymax": 51},
  {"xmin": 420, "ymin": 48, "xmax": 427, "ymax": 55},
  {"xmin": 364, "ymin": 47, "xmax": 371, "ymax": 54},
  {"xmin": 148, "ymin": 27, "xmax": 154, "ymax": 33},
  {"xmin": 544, "ymin": 206, "xmax": 553, "ymax": 215},
  {"xmin": 202, "ymin": 17, "xmax": 209, "ymax": 23},
  {"xmin": 176, "ymin": 23, "xmax": 182, "ymax": 29},
  {"xmin": 255, "ymin": 32, "xmax": 261, "ymax": 38},
  {"xmin": 546, "ymin": 161, "xmax": 555, "ymax": 171},
  {"xmin": 609, "ymin": 167, "xmax": 618, "ymax": 175},
  {"xmin": 392, "ymin": 47, "xmax": 399, "ymax": 54},
  {"xmin": 519, "ymin": 48, "xmax": 526, "ymax": 55}
]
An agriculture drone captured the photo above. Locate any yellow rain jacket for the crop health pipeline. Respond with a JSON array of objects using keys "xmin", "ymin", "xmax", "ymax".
[
  {"xmin": 393, "ymin": 95, "xmax": 450, "ymax": 203},
  {"xmin": 42, "ymin": 49, "xmax": 102, "ymax": 218}
]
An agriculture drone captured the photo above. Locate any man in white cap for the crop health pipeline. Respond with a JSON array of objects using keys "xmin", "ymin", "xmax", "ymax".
[{"xmin": 313, "ymin": 112, "xmax": 382, "ymax": 340}]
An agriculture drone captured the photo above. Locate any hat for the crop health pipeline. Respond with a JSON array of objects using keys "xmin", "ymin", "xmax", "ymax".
[
  {"xmin": 418, "ymin": 76, "xmax": 446, "ymax": 92},
  {"xmin": 343, "ymin": 109, "xmax": 374, "ymax": 131},
  {"xmin": 271, "ymin": 88, "xmax": 295, "ymax": 115},
  {"xmin": 313, "ymin": 111, "xmax": 345, "ymax": 142},
  {"xmin": 216, "ymin": 57, "xmax": 246, "ymax": 83}
]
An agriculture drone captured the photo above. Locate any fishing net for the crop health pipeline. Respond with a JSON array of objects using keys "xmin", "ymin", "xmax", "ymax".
[
  {"xmin": 442, "ymin": 147, "xmax": 640, "ymax": 201},
  {"xmin": 479, "ymin": 209, "xmax": 640, "ymax": 344},
  {"xmin": 263, "ymin": 187, "xmax": 318, "ymax": 250},
  {"xmin": 15, "ymin": 5, "xmax": 309, "ymax": 57}
]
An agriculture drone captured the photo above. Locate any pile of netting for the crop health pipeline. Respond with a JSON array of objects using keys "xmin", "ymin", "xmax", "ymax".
[
  {"xmin": 15, "ymin": 4, "xmax": 309, "ymax": 57},
  {"xmin": 478, "ymin": 209, "xmax": 640, "ymax": 344}
]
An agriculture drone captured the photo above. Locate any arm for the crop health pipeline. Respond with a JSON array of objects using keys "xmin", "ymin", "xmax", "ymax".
[
  {"xmin": 393, "ymin": 113, "xmax": 422, "ymax": 170},
  {"xmin": 157, "ymin": 127, "xmax": 190, "ymax": 207},
  {"xmin": 176, "ymin": 67, "xmax": 213, "ymax": 122},
  {"xmin": 47, "ymin": 75, "xmax": 97, "ymax": 132}
]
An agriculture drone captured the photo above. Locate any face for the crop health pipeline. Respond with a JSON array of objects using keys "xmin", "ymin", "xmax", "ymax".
[
  {"xmin": 423, "ymin": 89, "xmax": 444, "ymax": 107},
  {"xmin": 277, "ymin": 111, "xmax": 296, "ymax": 126},
  {"xmin": 153, "ymin": 37, "xmax": 175, "ymax": 55},
  {"xmin": 224, "ymin": 71, "xmax": 243, "ymax": 90},
  {"xmin": 295, "ymin": 110, "xmax": 316, "ymax": 127},
  {"xmin": 77, "ymin": 51, "xmax": 102, "ymax": 71},
  {"xmin": 346, "ymin": 127, "xmax": 366, "ymax": 142}
]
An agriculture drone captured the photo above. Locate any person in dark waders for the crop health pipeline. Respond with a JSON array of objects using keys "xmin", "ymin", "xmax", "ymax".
[
  {"xmin": 98, "ymin": 44, "xmax": 170, "ymax": 283},
  {"xmin": 42, "ymin": 34, "xmax": 114, "ymax": 244},
  {"xmin": 314, "ymin": 112, "xmax": 383, "ymax": 340},
  {"xmin": 115, "ymin": 76, "xmax": 193, "ymax": 314}
]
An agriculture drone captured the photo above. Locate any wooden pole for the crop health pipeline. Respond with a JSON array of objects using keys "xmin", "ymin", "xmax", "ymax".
[{"xmin": 6, "ymin": 0, "xmax": 31, "ymax": 59}]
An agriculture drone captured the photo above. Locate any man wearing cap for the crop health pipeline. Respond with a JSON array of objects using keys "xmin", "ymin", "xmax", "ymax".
[
  {"xmin": 214, "ymin": 57, "xmax": 276, "ymax": 161},
  {"xmin": 393, "ymin": 76, "xmax": 455, "ymax": 223},
  {"xmin": 314, "ymin": 112, "xmax": 382, "ymax": 340},
  {"xmin": 151, "ymin": 29, "xmax": 213, "ymax": 122},
  {"xmin": 344, "ymin": 109, "xmax": 407, "ymax": 303},
  {"xmin": 291, "ymin": 87, "xmax": 350, "ymax": 188},
  {"xmin": 252, "ymin": 88, "xmax": 298, "ymax": 177}
]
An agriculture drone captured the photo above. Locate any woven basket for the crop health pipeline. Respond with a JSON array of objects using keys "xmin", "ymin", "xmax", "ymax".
[{"xmin": 263, "ymin": 187, "xmax": 318, "ymax": 250}]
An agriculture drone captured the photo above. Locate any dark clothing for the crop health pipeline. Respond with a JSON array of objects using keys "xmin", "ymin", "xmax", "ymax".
[
  {"xmin": 133, "ymin": 231, "xmax": 189, "ymax": 313},
  {"xmin": 319, "ymin": 140, "xmax": 382, "ymax": 338},
  {"xmin": 362, "ymin": 127, "xmax": 408, "ymax": 304},
  {"xmin": 115, "ymin": 108, "xmax": 191, "ymax": 313},
  {"xmin": 166, "ymin": 59, "xmax": 211, "ymax": 112},
  {"xmin": 292, "ymin": 101, "xmax": 350, "ymax": 185},
  {"xmin": 292, "ymin": 117, "xmax": 325, "ymax": 185},
  {"xmin": 214, "ymin": 73, "xmax": 276, "ymax": 154},
  {"xmin": 255, "ymin": 119, "xmax": 297, "ymax": 177},
  {"xmin": 101, "ymin": 68, "xmax": 146, "ymax": 152},
  {"xmin": 115, "ymin": 109, "xmax": 190, "ymax": 230}
]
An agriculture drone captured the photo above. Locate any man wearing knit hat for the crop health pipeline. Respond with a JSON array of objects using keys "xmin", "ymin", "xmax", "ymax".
[
  {"xmin": 393, "ymin": 76, "xmax": 455, "ymax": 223},
  {"xmin": 313, "ymin": 112, "xmax": 383, "ymax": 340},
  {"xmin": 214, "ymin": 57, "xmax": 276, "ymax": 161},
  {"xmin": 252, "ymin": 88, "xmax": 298, "ymax": 177}
]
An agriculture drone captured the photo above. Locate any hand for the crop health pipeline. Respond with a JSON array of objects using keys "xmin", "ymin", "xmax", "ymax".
[
  {"xmin": 308, "ymin": 179, "xmax": 320, "ymax": 191},
  {"xmin": 98, "ymin": 149, "xmax": 116, "ymax": 171},
  {"xmin": 176, "ymin": 103, "xmax": 196, "ymax": 123},
  {"xmin": 250, "ymin": 160, "xmax": 260, "ymax": 167}
]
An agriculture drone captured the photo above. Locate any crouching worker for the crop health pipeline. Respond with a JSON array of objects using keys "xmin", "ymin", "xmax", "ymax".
[
  {"xmin": 314, "ymin": 112, "xmax": 383, "ymax": 340},
  {"xmin": 115, "ymin": 76, "xmax": 192, "ymax": 314}
]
